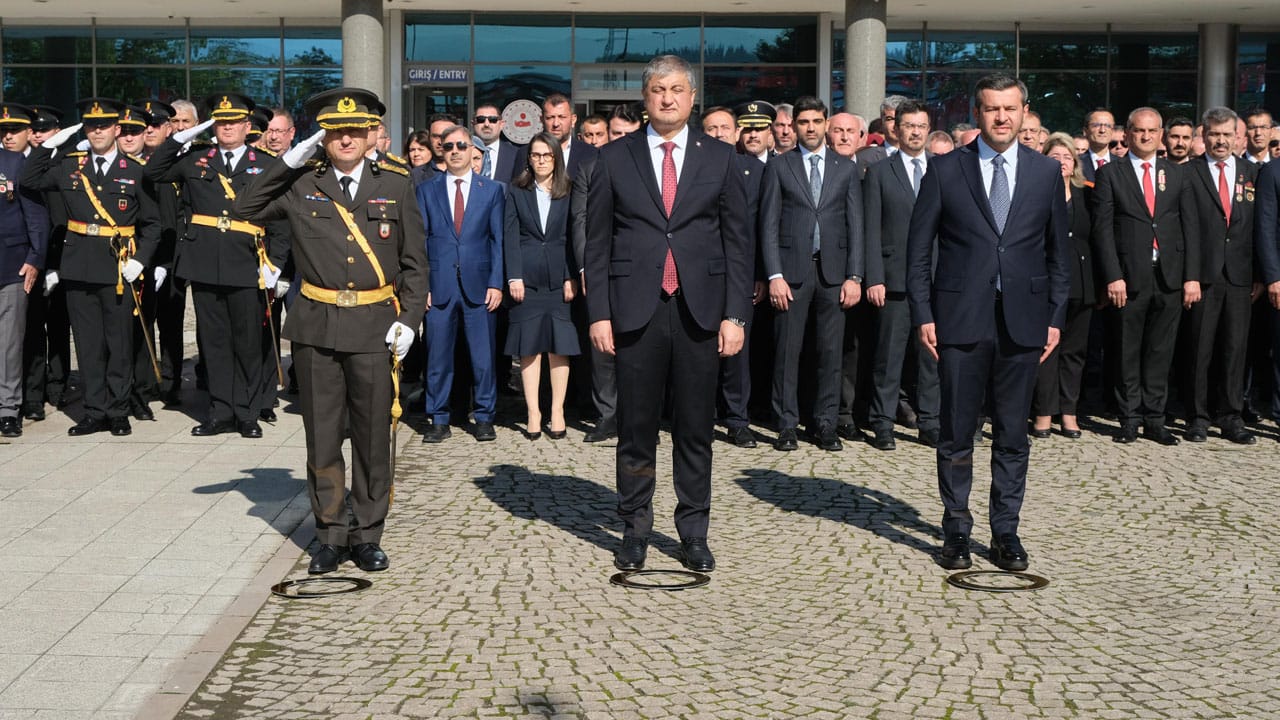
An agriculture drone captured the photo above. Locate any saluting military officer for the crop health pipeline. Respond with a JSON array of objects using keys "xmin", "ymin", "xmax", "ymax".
[
  {"xmin": 234, "ymin": 88, "xmax": 428, "ymax": 575},
  {"xmin": 21, "ymin": 98, "xmax": 161, "ymax": 437},
  {"xmin": 145, "ymin": 92, "xmax": 287, "ymax": 439}
]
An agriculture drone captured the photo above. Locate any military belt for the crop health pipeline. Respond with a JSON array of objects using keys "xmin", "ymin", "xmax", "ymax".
[
  {"xmin": 67, "ymin": 220, "xmax": 136, "ymax": 238},
  {"xmin": 189, "ymin": 213, "xmax": 265, "ymax": 237},
  {"xmin": 300, "ymin": 280, "xmax": 396, "ymax": 308}
]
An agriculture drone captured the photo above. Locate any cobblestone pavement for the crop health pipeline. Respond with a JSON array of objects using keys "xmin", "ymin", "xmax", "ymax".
[{"xmin": 175, "ymin": 413, "xmax": 1280, "ymax": 719}]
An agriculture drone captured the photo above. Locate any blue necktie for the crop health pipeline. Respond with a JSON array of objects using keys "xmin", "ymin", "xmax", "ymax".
[
  {"xmin": 809, "ymin": 154, "xmax": 822, "ymax": 253},
  {"xmin": 989, "ymin": 154, "xmax": 1010, "ymax": 235}
]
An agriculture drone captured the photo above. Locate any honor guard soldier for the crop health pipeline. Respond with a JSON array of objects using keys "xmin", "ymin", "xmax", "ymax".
[
  {"xmin": 145, "ymin": 92, "xmax": 287, "ymax": 439},
  {"xmin": 18, "ymin": 104, "xmax": 72, "ymax": 422},
  {"xmin": 21, "ymin": 97, "xmax": 161, "ymax": 437},
  {"xmin": 0, "ymin": 103, "xmax": 50, "ymax": 437},
  {"xmin": 248, "ymin": 107, "xmax": 272, "ymax": 149},
  {"xmin": 233, "ymin": 88, "xmax": 427, "ymax": 574}
]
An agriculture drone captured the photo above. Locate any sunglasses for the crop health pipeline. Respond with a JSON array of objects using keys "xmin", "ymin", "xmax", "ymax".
[
  {"xmin": 1271, "ymin": 139, "xmax": 1280, "ymax": 148},
  {"xmin": 474, "ymin": 115, "xmax": 501, "ymax": 124},
  {"xmin": 1109, "ymin": 140, "xmax": 1128, "ymax": 150},
  {"xmin": 119, "ymin": 126, "xmax": 146, "ymax": 136},
  {"xmin": 442, "ymin": 141, "xmax": 470, "ymax": 152}
]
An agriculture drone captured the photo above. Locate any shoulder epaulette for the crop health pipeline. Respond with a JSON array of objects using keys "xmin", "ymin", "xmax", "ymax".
[
  {"xmin": 377, "ymin": 160, "xmax": 409, "ymax": 176},
  {"xmin": 385, "ymin": 152, "xmax": 407, "ymax": 165},
  {"xmin": 257, "ymin": 147, "xmax": 279, "ymax": 158},
  {"xmin": 126, "ymin": 153, "xmax": 147, "ymax": 166},
  {"xmin": 65, "ymin": 151, "xmax": 87, "ymax": 158}
]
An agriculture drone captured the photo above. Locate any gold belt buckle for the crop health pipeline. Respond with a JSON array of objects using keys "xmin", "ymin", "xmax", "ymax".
[
  {"xmin": 86, "ymin": 223, "xmax": 100, "ymax": 236},
  {"xmin": 216, "ymin": 216, "xmax": 232, "ymax": 232},
  {"xmin": 335, "ymin": 290, "xmax": 358, "ymax": 307}
]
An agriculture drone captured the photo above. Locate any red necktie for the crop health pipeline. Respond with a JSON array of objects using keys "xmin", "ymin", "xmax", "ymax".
[
  {"xmin": 660, "ymin": 141, "xmax": 678, "ymax": 294},
  {"xmin": 1097, "ymin": 158, "xmax": 1107, "ymax": 169},
  {"xmin": 453, "ymin": 178, "xmax": 465, "ymax": 235},
  {"xmin": 1142, "ymin": 161, "xmax": 1158, "ymax": 250},
  {"xmin": 1216, "ymin": 161, "xmax": 1231, "ymax": 228}
]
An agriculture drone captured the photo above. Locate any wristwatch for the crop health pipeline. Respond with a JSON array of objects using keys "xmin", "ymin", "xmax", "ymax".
[
  {"xmin": 724, "ymin": 317, "xmax": 747, "ymax": 328},
  {"xmin": 848, "ymin": 275, "xmax": 863, "ymax": 284}
]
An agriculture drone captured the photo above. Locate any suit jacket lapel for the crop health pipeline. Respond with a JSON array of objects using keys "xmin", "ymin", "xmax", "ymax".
[
  {"xmin": 519, "ymin": 187, "xmax": 545, "ymax": 239},
  {"xmin": 788, "ymin": 152, "xmax": 817, "ymax": 210},
  {"xmin": 1004, "ymin": 145, "xmax": 1035, "ymax": 228},
  {"xmin": 1192, "ymin": 159, "xmax": 1225, "ymax": 218},
  {"xmin": 960, "ymin": 145, "xmax": 1000, "ymax": 235},
  {"xmin": 546, "ymin": 195, "xmax": 567, "ymax": 239},
  {"xmin": 670, "ymin": 133, "xmax": 708, "ymax": 220},
  {"xmin": 628, "ymin": 132, "xmax": 665, "ymax": 217},
  {"xmin": 1114, "ymin": 158, "xmax": 1149, "ymax": 216},
  {"xmin": 887, "ymin": 153, "xmax": 913, "ymax": 198}
]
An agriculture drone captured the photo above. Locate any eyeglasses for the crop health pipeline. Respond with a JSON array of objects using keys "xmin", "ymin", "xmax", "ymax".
[
  {"xmin": 898, "ymin": 122, "xmax": 929, "ymax": 132},
  {"xmin": 441, "ymin": 141, "xmax": 470, "ymax": 151},
  {"xmin": 474, "ymin": 115, "xmax": 501, "ymax": 124},
  {"xmin": 1246, "ymin": 125, "xmax": 1271, "ymax": 132},
  {"xmin": 1089, "ymin": 122, "xmax": 1114, "ymax": 130},
  {"xmin": 266, "ymin": 127, "xmax": 294, "ymax": 135},
  {"xmin": 529, "ymin": 152, "xmax": 554, "ymax": 161}
]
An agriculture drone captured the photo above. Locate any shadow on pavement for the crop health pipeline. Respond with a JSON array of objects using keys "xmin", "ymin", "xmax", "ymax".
[
  {"xmin": 193, "ymin": 468, "xmax": 307, "ymax": 544},
  {"xmin": 733, "ymin": 468, "xmax": 965, "ymax": 558},
  {"xmin": 474, "ymin": 465, "xmax": 682, "ymax": 561}
]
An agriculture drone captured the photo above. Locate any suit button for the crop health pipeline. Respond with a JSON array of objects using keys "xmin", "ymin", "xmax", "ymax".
[
  {"xmin": 311, "ymin": 211, "xmax": 317, "ymax": 217},
  {"xmin": 347, "ymin": 282, "xmax": 355, "ymax": 289},
  {"xmin": 1068, "ymin": 231, "xmax": 1073, "ymax": 237},
  {"xmin": 222, "ymin": 210, "xmax": 229, "ymax": 216},
  {"xmin": 997, "ymin": 246, "xmax": 1005, "ymax": 253},
  {"xmin": 666, "ymin": 233, "xmax": 673, "ymax": 239},
  {"xmin": 346, "ymin": 235, "xmax": 354, "ymax": 241},
  {"xmin": 347, "ymin": 257, "xmax": 355, "ymax": 264}
]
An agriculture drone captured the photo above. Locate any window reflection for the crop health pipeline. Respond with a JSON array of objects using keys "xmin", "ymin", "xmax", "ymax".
[
  {"xmin": 98, "ymin": 68, "xmax": 186, "ymax": 103},
  {"xmin": 2, "ymin": 67, "xmax": 91, "ymax": 110},
  {"xmin": 927, "ymin": 31, "xmax": 1016, "ymax": 69},
  {"xmin": 701, "ymin": 66, "xmax": 816, "ymax": 108},
  {"xmin": 191, "ymin": 68, "xmax": 281, "ymax": 105},
  {"xmin": 405, "ymin": 14, "xmax": 472, "ymax": 62},
  {"xmin": 2, "ymin": 27, "xmax": 92, "ymax": 65},
  {"xmin": 575, "ymin": 16, "xmax": 699, "ymax": 63},
  {"xmin": 96, "ymin": 28, "xmax": 187, "ymax": 65},
  {"xmin": 285, "ymin": 29, "xmax": 341, "ymax": 66},
  {"xmin": 704, "ymin": 16, "xmax": 817, "ymax": 63},
  {"xmin": 474, "ymin": 14, "xmax": 571, "ymax": 63},
  {"xmin": 191, "ymin": 29, "xmax": 280, "ymax": 65},
  {"xmin": 474, "ymin": 65, "xmax": 571, "ymax": 109}
]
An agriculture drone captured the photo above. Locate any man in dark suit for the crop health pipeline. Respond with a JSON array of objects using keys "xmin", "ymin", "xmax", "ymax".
[
  {"xmin": 418, "ymin": 125, "xmax": 505, "ymax": 443},
  {"xmin": 1256, "ymin": 155, "xmax": 1280, "ymax": 428},
  {"xmin": 1092, "ymin": 107, "xmax": 1200, "ymax": 446},
  {"xmin": 473, "ymin": 104, "xmax": 522, "ymax": 183},
  {"xmin": 585, "ymin": 55, "xmax": 750, "ymax": 573},
  {"xmin": 1181, "ymin": 107, "xmax": 1258, "ymax": 444},
  {"xmin": 0, "ymin": 103, "xmax": 50, "ymax": 437},
  {"xmin": 906, "ymin": 74, "xmax": 1070, "ymax": 572},
  {"xmin": 760, "ymin": 95, "xmax": 864, "ymax": 452},
  {"xmin": 1080, "ymin": 109, "xmax": 1116, "ymax": 183},
  {"xmin": 863, "ymin": 99, "xmax": 941, "ymax": 451}
]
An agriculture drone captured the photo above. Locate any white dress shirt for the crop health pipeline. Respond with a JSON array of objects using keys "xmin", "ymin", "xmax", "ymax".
[
  {"xmin": 486, "ymin": 140, "xmax": 501, "ymax": 178},
  {"xmin": 446, "ymin": 169, "xmax": 474, "ymax": 225},
  {"xmin": 798, "ymin": 144, "xmax": 827, "ymax": 185},
  {"xmin": 976, "ymin": 136, "xmax": 1018, "ymax": 198},
  {"xmin": 217, "ymin": 143, "xmax": 249, "ymax": 172},
  {"xmin": 646, "ymin": 124, "xmax": 689, "ymax": 185},
  {"xmin": 333, "ymin": 161, "xmax": 366, "ymax": 201},
  {"xmin": 1088, "ymin": 149, "xmax": 1111, "ymax": 169},
  {"xmin": 89, "ymin": 149, "xmax": 119, "ymax": 179},
  {"xmin": 1209, "ymin": 154, "xmax": 1236, "ymax": 215},
  {"xmin": 1128, "ymin": 152, "xmax": 1159, "ymax": 191},
  {"xmin": 898, "ymin": 148, "xmax": 928, "ymax": 192}
]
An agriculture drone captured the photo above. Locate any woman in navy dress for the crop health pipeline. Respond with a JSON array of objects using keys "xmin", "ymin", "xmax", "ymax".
[{"xmin": 503, "ymin": 132, "xmax": 580, "ymax": 439}]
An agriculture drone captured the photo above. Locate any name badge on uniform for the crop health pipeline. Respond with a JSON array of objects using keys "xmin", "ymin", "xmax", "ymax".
[{"xmin": 379, "ymin": 222, "xmax": 391, "ymax": 239}]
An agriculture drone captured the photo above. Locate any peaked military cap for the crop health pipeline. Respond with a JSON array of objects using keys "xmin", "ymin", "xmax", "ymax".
[
  {"xmin": 77, "ymin": 97, "xmax": 125, "ymax": 127},
  {"xmin": 119, "ymin": 104, "xmax": 150, "ymax": 129},
  {"xmin": 29, "ymin": 105, "xmax": 65, "ymax": 132},
  {"xmin": 247, "ymin": 106, "xmax": 274, "ymax": 140},
  {"xmin": 0, "ymin": 102, "xmax": 33, "ymax": 131},
  {"xmin": 138, "ymin": 99, "xmax": 176, "ymax": 125},
  {"xmin": 734, "ymin": 100, "xmax": 776, "ymax": 129},
  {"xmin": 305, "ymin": 87, "xmax": 384, "ymax": 130},
  {"xmin": 203, "ymin": 92, "xmax": 255, "ymax": 122}
]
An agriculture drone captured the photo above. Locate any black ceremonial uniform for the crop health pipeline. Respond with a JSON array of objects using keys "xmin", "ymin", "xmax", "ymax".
[
  {"xmin": 233, "ymin": 88, "xmax": 428, "ymax": 562},
  {"xmin": 144, "ymin": 93, "xmax": 286, "ymax": 437}
]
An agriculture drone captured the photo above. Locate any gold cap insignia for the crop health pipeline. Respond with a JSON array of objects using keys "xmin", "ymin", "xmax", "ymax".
[
  {"xmin": 145, "ymin": 102, "xmax": 153, "ymax": 112},
  {"xmin": 91, "ymin": 102, "xmax": 103, "ymax": 114},
  {"xmin": 1, "ymin": 108, "xmax": 8, "ymax": 119},
  {"xmin": 337, "ymin": 97, "xmax": 357, "ymax": 113},
  {"xmin": 748, "ymin": 103, "xmax": 758, "ymax": 113},
  {"xmin": 219, "ymin": 96, "xmax": 232, "ymax": 110}
]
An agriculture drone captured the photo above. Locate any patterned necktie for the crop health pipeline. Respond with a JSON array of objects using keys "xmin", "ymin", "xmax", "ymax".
[
  {"xmin": 1142, "ymin": 161, "xmax": 1158, "ymax": 251},
  {"xmin": 911, "ymin": 157, "xmax": 923, "ymax": 198},
  {"xmin": 989, "ymin": 154, "xmax": 1010, "ymax": 235},
  {"xmin": 481, "ymin": 146, "xmax": 493, "ymax": 179},
  {"xmin": 454, "ymin": 178, "xmax": 465, "ymax": 235},
  {"xmin": 339, "ymin": 175, "xmax": 354, "ymax": 202},
  {"xmin": 1216, "ymin": 161, "xmax": 1231, "ymax": 228},
  {"xmin": 660, "ymin": 141, "xmax": 679, "ymax": 294},
  {"xmin": 809, "ymin": 154, "xmax": 822, "ymax": 253},
  {"xmin": 225, "ymin": 151, "xmax": 235, "ymax": 174}
]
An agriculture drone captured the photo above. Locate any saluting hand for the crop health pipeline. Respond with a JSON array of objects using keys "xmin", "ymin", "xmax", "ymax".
[
  {"xmin": 172, "ymin": 118, "xmax": 216, "ymax": 145},
  {"xmin": 41, "ymin": 123, "xmax": 83, "ymax": 150}
]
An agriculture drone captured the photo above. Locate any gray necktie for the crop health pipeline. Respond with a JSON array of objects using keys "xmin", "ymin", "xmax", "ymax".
[
  {"xmin": 809, "ymin": 154, "xmax": 822, "ymax": 253},
  {"xmin": 989, "ymin": 154, "xmax": 1010, "ymax": 234},
  {"xmin": 481, "ymin": 146, "xmax": 493, "ymax": 179},
  {"xmin": 912, "ymin": 158, "xmax": 923, "ymax": 198}
]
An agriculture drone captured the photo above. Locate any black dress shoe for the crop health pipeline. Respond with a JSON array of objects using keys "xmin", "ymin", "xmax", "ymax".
[
  {"xmin": 990, "ymin": 534, "xmax": 1029, "ymax": 571},
  {"xmin": 1143, "ymin": 425, "xmax": 1179, "ymax": 446},
  {"xmin": 1242, "ymin": 407, "xmax": 1260, "ymax": 424},
  {"xmin": 1060, "ymin": 427, "xmax": 1082, "ymax": 439},
  {"xmin": 918, "ymin": 427, "xmax": 940, "ymax": 447},
  {"xmin": 1114, "ymin": 425, "xmax": 1138, "ymax": 443},
  {"xmin": 728, "ymin": 425, "xmax": 757, "ymax": 448},
  {"xmin": 131, "ymin": 402, "xmax": 155, "ymax": 421},
  {"xmin": 473, "ymin": 421, "xmax": 497, "ymax": 441},
  {"xmin": 937, "ymin": 534, "xmax": 972, "ymax": 570},
  {"xmin": 110, "ymin": 417, "xmax": 132, "ymax": 436},
  {"xmin": 679, "ymin": 537, "xmax": 715, "ymax": 572},
  {"xmin": 1185, "ymin": 425, "xmax": 1208, "ymax": 443},
  {"xmin": 520, "ymin": 427, "xmax": 542, "ymax": 441},
  {"xmin": 545, "ymin": 426, "xmax": 567, "ymax": 440},
  {"xmin": 161, "ymin": 389, "xmax": 182, "ymax": 407},
  {"xmin": 308, "ymin": 544, "xmax": 350, "ymax": 574},
  {"xmin": 870, "ymin": 428, "xmax": 896, "ymax": 451},
  {"xmin": 583, "ymin": 422, "xmax": 617, "ymax": 443},
  {"xmin": 238, "ymin": 421, "xmax": 263, "ymax": 439},
  {"xmin": 814, "ymin": 427, "xmax": 842, "ymax": 451},
  {"xmin": 614, "ymin": 536, "xmax": 648, "ymax": 571},
  {"xmin": 192, "ymin": 420, "xmax": 236, "ymax": 437},
  {"xmin": 1222, "ymin": 424, "xmax": 1257, "ymax": 445},
  {"xmin": 774, "ymin": 428, "xmax": 798, "ymax": 451},
  {"xmin": 21, "ymin": 405, "xmax": 44, "ymax": 422},
  {"xmin": 1030, "ymin": 426, "xmax": 1052, "ymax": 439},
  {"xmin": 68, "ymin": 417, "xmax": 110, "ymax": 436},
  {"xmin": 352, "ymin": 543, "xmax": 390, "ymax": 572},
  {"xmin": 0, "ymin": 416, "xmax": 21, "ymax": 438},
  {"xmin": 259, "ymin": 409, "xmax": 278, "ymax": 423},
  {"xmin": 422, "ymin": 423, "xmax": 452, "ymax": 443},
  {"xmin": 836, "ymin": 423, "xmax": 864, "ymax": 442}
]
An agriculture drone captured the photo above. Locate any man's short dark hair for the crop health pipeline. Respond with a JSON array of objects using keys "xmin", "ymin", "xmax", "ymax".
[
  {"xmin": 792, "ymin": 96, "xmax": 827, "ymax": 118},
  {"xmin": 610, "ymin": 102, "xmax": 643, "ymax": 125},
  {"xmin": 427, "ymin": 112, "xmax": 458, "ymax": 127},
  {"xmin": 896, "ymin": 99, "xmax": 929, "ymax": 120},
  {"xmin": 581, "ymin": 113, "xmax": 606, "ymax": 126},
  {"xmin": 1202, "ymin": 106, "xmax": 1239, "ymax": 129},
  {"xmin": 701, "ymin": 105, "xmax": 735, "ymax": 122},
  {"xmin": 543, "ymin": 93, "xmax": 572, "ymax": 111},
  {"xmin": 1165, "ymin": 116, "xmax": 1194, "ymax": 133},
  {"xmin": 1242, "ymin": 106, "xmax": 1273, "ymax": 124},
  {"xmin": 972, "ymin": 74, "xmax": 1028, "ymax": 107},
  {"xmin": 269, "ymin": 107, "xmax": 294, "ymax": 125}
]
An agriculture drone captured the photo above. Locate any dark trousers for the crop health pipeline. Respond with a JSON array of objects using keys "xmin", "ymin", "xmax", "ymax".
[
  {"xmin": 22, "ymin": 275, "xmax": 70, "ymax": 408},
  {"xmin": 772, "ymin": 270, "xmax": 845, "ymax": 430},
  {"xmin": 718, "ymin": 316, "xmax": 752, "ymax": 429},
  {"xmin": 1033, "ymin": 300, "xmax": 1093, "ymax": 416},
  {"xmin": 155, "ymin": 276, "xmax": 187, "ymax": 397},
  {"xmin": 424, "ymin": 289, "xmax": 496, "ymax": 425},
  {"xmin": 294, "ymin": 343, "xmax": 392, "ymax": 546},
  {"xmin": 260, "ymin": 292, "xmax": 285, "ymax": 409},
  {"xmin": 1115, "ymin": 284, "xmax": 1182, "ymax": 427},
  {"xmin": 131, "ymin": 274, "xmax": 160, "ymax": 403},
  {"xmin": 837, "ymin": 301, "xmax": 876, "ymax": 428},
  {"xmin": 869, "ymin": 293, "xmax": 940, "ymax": 432},
  {"xmin": 191, "ymin": 282, "xmax": 267, "ymax": 425},
  {"xmin": 615, "ymin": 293, "xmax": 718, "ymax": 539},
  {"xmin": 1183, "ymin": 282, "xmax": 1251, "ymax": 428},
  {"xmin": 65, "ymin": 281, "xmax": 134, "ymax": 421},
  {"xmin": 936, "ymin": 301, "xmax": 1040, "ymax": 539}
]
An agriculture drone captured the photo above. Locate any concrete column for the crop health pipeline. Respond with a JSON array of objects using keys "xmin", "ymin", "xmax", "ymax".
[
  {"xmin": 343, "ymin": 0, "xmax": 384, "ymax": 96},
  {"xmin": 1197, "ymin": 23, "xmax": 1237, "ymax": 114},
  {"xmin": 845, "ymin": 0, "xmax": 886, "ymax": 122}
]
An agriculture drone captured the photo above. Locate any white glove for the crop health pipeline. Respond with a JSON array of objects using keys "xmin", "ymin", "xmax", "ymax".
[
  {"xmin": 386, "ymin": 321, "xmax": 415, "ymax": 360},
  {"xmin": 275, "ymin": 278, "xmax": 291, "ymax": 296},
  {"xmin": 283, "ymin": 130, "xmax": 326, "ymax": 169},
  {"xmin": 44, "ymin": 271, "xmax": 59, "ymax": 296},
  {"xmin": 173, "ymin": 118, "xmax": 215, "ymax": 145},
  {"xmin": 260, "ymin": 265, "xmax": 281, "ymax": 290},
  {"xmin": 75, "ymin": 139, "xmax": 91, "ymax": 152},
  {"xmin": 122, "ymin": 259, "xmax": 144, "ymax": 283},
  {"xmin": 153, "ymin": 266, "xmax": 168, "ymax": 290},
  {"xmin": 41, "ymin": 123, "xmax": 83, "ymax": 149}
]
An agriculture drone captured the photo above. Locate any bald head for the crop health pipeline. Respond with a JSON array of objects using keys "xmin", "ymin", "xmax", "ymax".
[{"xmin": 826, "ymin": 112, "xmax": 865, "ymax": 157}]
